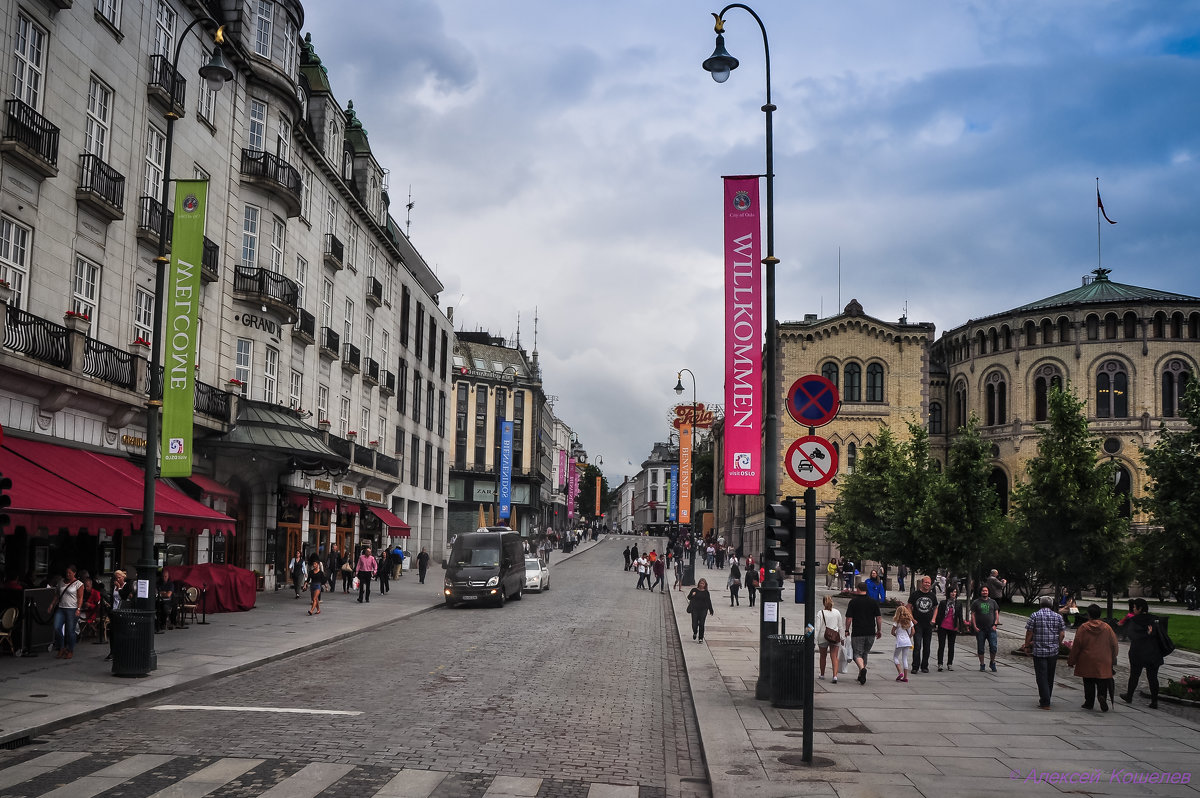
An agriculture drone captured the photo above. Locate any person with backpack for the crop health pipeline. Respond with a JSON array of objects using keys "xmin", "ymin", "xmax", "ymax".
[{"xmin": 1120, "ymin": 597, "xmax": 1165, "ymax": 709}]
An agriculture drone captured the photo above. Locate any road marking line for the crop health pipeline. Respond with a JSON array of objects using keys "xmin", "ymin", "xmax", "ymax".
[
  {"xmin": 255, "ymin": 762, "xmax": 355, "ymax": 798},
  {"xmin": 151, "ymin": 705, "xmax": 362, "ymax": 715},
  {"xmin": 36, "ymin": 754, "xmax": 173, "ymax": 798},
  {"xmin": 146, "ymin": 758, "xmax": 263, "ymax": 798},
  {"xmin": 0, "ymin": 751, "xmax": 89, "ymax": 791}
]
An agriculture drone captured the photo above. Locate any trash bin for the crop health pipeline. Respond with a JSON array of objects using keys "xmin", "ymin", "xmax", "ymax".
[
  {"xmin": 794, "ymin": 579, "xmax": 805, "ymax": 604},
  {"xmin": 109, "ymin": 609, "xmax": 154, "ymax": 677},
  {"xmin": 683, "ymin": 560, "xmax": 696, "ymax": 586},
  {"xmin": 769, "ymin": 633, "xmax": 807, "ymax": 709}
]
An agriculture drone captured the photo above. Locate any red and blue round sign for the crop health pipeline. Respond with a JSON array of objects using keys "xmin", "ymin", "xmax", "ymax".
[{"xmin": 786, "ymin": 375, "xmax": 840, "ymax": 428}]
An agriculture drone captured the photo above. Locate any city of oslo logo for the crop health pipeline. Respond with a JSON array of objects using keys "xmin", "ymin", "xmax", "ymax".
[
  {"xmin": 182, "ymin": 194, "xmax": 199, "ymax": 214},
  {"xmin": 733, "ymin": 191, "xmax": 752, "ymax": 211}
]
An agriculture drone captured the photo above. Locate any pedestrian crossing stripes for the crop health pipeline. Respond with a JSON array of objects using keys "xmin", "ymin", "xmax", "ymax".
[{"xmin": 0, "ymin": 751, "xmax": 656, "ymax": 798}]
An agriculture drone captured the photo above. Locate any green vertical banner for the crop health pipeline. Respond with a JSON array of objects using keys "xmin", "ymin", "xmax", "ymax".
[{"xmin": 160, "ymin": 180, "xmax": 207, "ymax": 477}]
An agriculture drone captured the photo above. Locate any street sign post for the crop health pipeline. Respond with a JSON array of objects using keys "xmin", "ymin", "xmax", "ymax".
[
  {"xmin": 784, "ymin": 435, "xmax": 838, "ymax": 488},
  {"xmin": 785, "ymin": 375, "xmax": 840, "ymax": 428}
]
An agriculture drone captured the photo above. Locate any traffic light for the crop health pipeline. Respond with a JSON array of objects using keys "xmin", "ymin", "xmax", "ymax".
[
  {"xmin": 0, "ymin": 471, "xmax": 11, "ymax": 531},
  {"xmin": 765, "ymin": 499, "xmax": 797, "ymax": 574}
]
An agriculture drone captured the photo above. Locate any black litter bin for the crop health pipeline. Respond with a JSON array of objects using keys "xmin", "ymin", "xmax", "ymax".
[
  {"xmin": 109, "ymin": 609, "xmax": 154, "ymax": 677},
  {"xmin": 769, "ymin": 633, "xmax": 807, "ymax": 708}
]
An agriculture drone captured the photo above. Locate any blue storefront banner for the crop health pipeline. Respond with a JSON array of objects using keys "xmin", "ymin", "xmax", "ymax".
[
  {"xmin": 669, "ymin": 464, "xmax": 679, "ymax": 522},
  {"xmin": 499, "ymin": 420, "xmax": 513, "ymax": 519}
]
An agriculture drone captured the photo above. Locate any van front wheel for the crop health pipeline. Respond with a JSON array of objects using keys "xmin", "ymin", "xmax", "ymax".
[
  {"xmin": 495, "ymin": 590, "xmax": 505, "ymax": 608},
  {"xmin": 512, "ymin": 586, "xmax": 523, "ymax": 601}
]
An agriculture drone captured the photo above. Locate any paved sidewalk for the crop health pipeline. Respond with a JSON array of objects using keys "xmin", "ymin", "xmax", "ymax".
[
  {"xmin": 671, "ymin": 567, "xmax": 1200, "ymax": 798},
  {"xmin": 0, "ymin": 539, "xmax": 601, "ymax": 748}
]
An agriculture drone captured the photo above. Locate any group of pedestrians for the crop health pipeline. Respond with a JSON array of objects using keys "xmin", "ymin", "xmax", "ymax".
[
  {"xmin": 291, "ymin": 544, "xmax": 432, "ymax": 616},
  {"xmin": 626, "ymin": 546, "xmax": 668, "ymax": 593}
]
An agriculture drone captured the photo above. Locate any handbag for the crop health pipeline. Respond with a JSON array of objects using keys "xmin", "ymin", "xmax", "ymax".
[
  {"xmin": 341, "ymin": 561, "xmax": 353, "ymax": 574},
  {"xmin": 1154, "ymin": 619, "xmax": 1176, "ymax": 656},
  {"xmin": 822, "ymin": 611, "xmax": 842, "ymax": 644}
]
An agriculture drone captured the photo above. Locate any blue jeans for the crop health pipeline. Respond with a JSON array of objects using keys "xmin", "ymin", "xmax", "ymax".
[
  {"xmin": 1033, "ymin": 655, "xmax": 1058, "ymax": 707},
  {"xmin": 53, "ymin": 607, "xmax": 77, "ymax": 653},
  {"xmin": 975, "ymin": 628, "xmax": 998, "ymax": 658}
]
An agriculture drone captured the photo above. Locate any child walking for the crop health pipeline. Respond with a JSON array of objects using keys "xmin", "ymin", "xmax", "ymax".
[{"xmin": 892, "ymin": 605, "xmax": 915, "ymax": 682}]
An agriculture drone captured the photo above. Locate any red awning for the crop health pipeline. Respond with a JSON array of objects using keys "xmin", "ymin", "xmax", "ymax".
[
  {"xmin": 369, "ymin": 506, "xmax": 410, "ymax": 537},
  {"xmin": 0, "ymin": 443, "xmax": 133, "ymax": 535},
  {"xmin": 4, "ymin": 437, "xmax": 236, "ymax": 535},
  {"xmin": 183, "ymin": 474, "xmax": 238, "ymax": 501}
]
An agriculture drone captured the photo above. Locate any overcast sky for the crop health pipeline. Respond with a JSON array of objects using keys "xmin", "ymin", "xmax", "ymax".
[{"xmin": 301, "ymin": 1, "xmax": 1200, "ymax": 481}]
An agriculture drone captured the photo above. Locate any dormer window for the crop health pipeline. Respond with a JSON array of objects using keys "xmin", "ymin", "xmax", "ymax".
[{"xmin": 342, "ymin": 147, "xmax": 352, "ymax": 180}]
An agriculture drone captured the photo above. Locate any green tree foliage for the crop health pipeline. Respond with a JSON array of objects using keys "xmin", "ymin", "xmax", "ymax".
[
  {"xmin": 692, "ymin": 432, "xmax": 715, "ymax": 505},
  {"xmin": 1136, "ymin": 380, "xmax": 1200, "ymax": 601},
  {"xmin": 1010, "ymin": 385, "xmax": 1130, "ymax": 595},
  {"xmin": 578, "ymin": 464, "xmax": 608, "ymax": 523},
  {"xmin": 915, "ymin": 416, "xmax": 1008, "ymax": 586}
]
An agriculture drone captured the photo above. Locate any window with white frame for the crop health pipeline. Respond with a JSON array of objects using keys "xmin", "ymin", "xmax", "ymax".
[
  {"xmin": 254, "ymin": 0, "xmax": 273, "ymax": 58},
  {"xmin": 320, "ymin": 278, "xmax": 333, "ymax": 328},
  {"xmin": 325, "ymin": 194, "xmax": 338, "ymax": 236},
  {"xmin": 344, "ymin": 299, "xmax": 354, "ymax": 343},
  {"xmin": 385, "ymin": 264, "xmax": 395, "ymax": 306},
  {"xmin": 133, "ymin": 287, "xmax": 153, "ymax": 342},
  {"xmin": 143, "ymin": 125, "xmax": 165, "ymax": 197},
  {"xmin": 339, "ymin": 396, "xmax": 350, "ymax": 437},
  {"xmin": 85, "ymin": 76, "xmax": 112, "ymax": 159},
  {"xmin": 248, "ymin": 99, "xmax": 266, "ymax": 152},
  {"xmin": 13, "ymin": 14, "xmax": 47, "ymax": 111},
  {"xmin": 197, "ymin": 50, "xmax": 216, "ymax": 122},
  {"xmin": 342, "ymin": 148, "xmax": 352, "ymax": 181},
  {"xmin": 282, "ymin": 15, "xmax": 298, "ymax": 76},
  {"xmin": 152, "ymin": 0, "xmax": 176, "ymax": 57},
  {"xmin": 295, "ymin": 255, "xmax": 308, "ymax": 305},
  {"xmin": 289, "ymin": 370, "xmax": 302, "ymax": 409},
  {"xmin": 364, "ymin": 315, "xmax": 374, "ymax": 360},
  {"xmin": 240, "ymin": 205, "xmax": 260, "ymax": 268},
  {"xmin": 325, "ymin": 115, "xmax": 340, "ymax": 164},
  {"xmin": 317, "ymin": 383, "xmax": 328, "ymax": 422},
  {"xmin": 361, "ymin": 407, "xmax": 370, "ymax": 441},
  {"xmin": 235, "ymin": 338, "xmax": 252, "ymax": 392},
  {"xmin": 269, "ymin": 215, "xmax": 285, "ymax": 273},
  {"xmin": 366, "ymin": 242, "xmax": 377, "ymax": 279},
  {"xmin": 96, "ymin": 0, "xmax": 121, "ymax": 27},
  {"xmin": 378, "ymin": 416, "xmax": 386, "ymax": 450},
  {"xmin": 347, "ymin": 222, "xmax": 359, "ymax": 270},
  {"xmin": 263, "ymin": 346, "xmax": 278, "ymax": 404},
  {"xmin": 0, "ymin": 216, "xmax": 31, "ymax": 308},
  {"xmin": 276, "ymin": 117, "xmax": 291, "ymax": 165},
  {"xmin": 380, "ymin": 330, "xmax": 390, "ymax": 368},
  {"xmin": 72, "ymin": 256, "xmax": 100, "ymax": 319},
  {"xmin": 301, "ymin": 164, "xmax": 314, "ymax": 220}
]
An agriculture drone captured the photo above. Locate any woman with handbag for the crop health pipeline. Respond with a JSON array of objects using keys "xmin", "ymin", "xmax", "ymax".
[
  {"xmin": 686, "ymin": 579, "xmax": 715, "ymax": 643},
  {"xmin": 727, "ymin": 562, "xmax": 742, "ymax": 606},
  {"xmin": 934, "ymin": 586, "xmax": 961, "ymax": 671},
  {"xmin": 815, "ymin": 595, "xmax": 844, "ymax": 682}
]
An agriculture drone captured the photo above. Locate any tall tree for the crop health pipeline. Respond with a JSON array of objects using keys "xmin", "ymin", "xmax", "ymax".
[
  {"xmin": 1010, "ymin": 385, "xmax": 1130, "ymax": 595},
  {"xmin": 914, "ymin": 416, "xmax": 1008, "ymax": 586},
  {"xmin": 1136, "ymin": 380, "xmax": 1200, "ymax": 601},
  {"xmin": 825, "ymin": 427, "xmax": 913, "ymax": 567}
]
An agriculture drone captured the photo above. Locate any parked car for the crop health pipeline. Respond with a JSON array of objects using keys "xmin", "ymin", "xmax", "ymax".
[{"xmin": 524, "ymin": 558, "xmax": 550, "ymax": 592}]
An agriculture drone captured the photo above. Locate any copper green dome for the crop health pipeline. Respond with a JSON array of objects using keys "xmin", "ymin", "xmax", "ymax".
[{"xmin": 1011, "ymin": 268, "xmax": 1200, "ymax": 314}]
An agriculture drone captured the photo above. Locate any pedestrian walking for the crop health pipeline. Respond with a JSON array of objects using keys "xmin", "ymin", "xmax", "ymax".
[
  {"xmin": 826, "ymin": 558, "xmax": 837, "ymax": 589},
  {"xmin": 356, "ymin": 545, "xmax": 377, "ymax": 603},
  {"xmin": 686, "ymin": 579, "xmax": 715, "ymax": 643},
  {"xmin": 845, "ymin": 581, "xmax": 882, "ymax": 685},
  {"xmin": 623, "ymin": 546, "xmax": 632, "ymax": 571},
  {"xmin": 635, "ymin": 555, "xmax": 649, "ymax": 590},
  {"xmin": 306, "ymin": 560, "xmax": 326, "ymax": 615},
  {"xmin": 417, "ymin": 547, "xmax": 430, "ymax": 584},
  {"xmin": 651, "ymin": 557, "xmax": 666, "ymax": 593},
  {"xmin": 970, "ymin": 586, "xmax": 1001, "ymax": 672},
  {"xmin": 908, "ymin": 576, "xmax": 937, "ymax": 673},
  {"xmin": 727, "ymin": 561, "xmax": 741, "ymax": 606},
  {"xmin": 377, "ymin": 548, "xmax": 390, "ymax": 594},
  {"xmin": 341, "ymin": 553, "xmax": 354, "ymax": 593},
  {"xmin": 866, "ymin": 569, "xmax": 886, "ymax": 603},
  {"xmin": 1120, "ymin": 598, "xmax": 1165, "ymax": 709},
  {"xmin": 325, "ymin": 546, "xmax": 341, "ymax": 598},
  {"xmin": 630, "ymin": 543, "xmax": 639, "ymax": 564},
  {"xmin": 745, "ymin": 563, "xmax": 760, "ymax": 607},
  {"xmin": 288, "ymin": 550, "xmax": 306, "ymax": 598},
  {"xmin": 934, "ymin": 586, "xmax": 961, "ymax": 671},
  {"xmin": 1023, "ymin": 596, "xmax": 1066, "ymax": 709},
  {"xmin": 1068, "ymin": 604, "xmax": 1119, "ymax": 711},
  {"xmin": 815, "ymin": 595, "xmax": 843, "ymax": 682},
  {"xmin": 897, "ymin": 563, "xmax": 907, "ymax": 592},
  {"xmin": 49, "ymin": 565, "xmax": 82, "ymax": 659},
  {"xmin": 892, "ymin": 605, "xmax": 915, "ymax": 682}
]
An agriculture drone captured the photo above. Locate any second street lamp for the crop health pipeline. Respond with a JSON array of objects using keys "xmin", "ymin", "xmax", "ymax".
[{"xmin": 674, "ymin": 368, "xmax": 698, "ymax": 585}]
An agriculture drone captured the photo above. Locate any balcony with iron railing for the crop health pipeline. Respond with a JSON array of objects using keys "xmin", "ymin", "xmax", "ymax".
[
  {"xmin": 147, "ymin": 54, "xmax": 186, "ymax": 117},
  {"xmin": 353, "ymin": 444, "xmax": 374, "ymax": 468},
  {"xmin": 375, "ymin": 451, "xmax": 400, "ymax": 477},
  {"xmin": 342, "ymin": 342, "xmax": 361, "ymax": 374},
  {"xmin": 363, "ymin": 357, "xmax": 379, "ymax": 386},
  {"xmin": 239, "ymin": 148, "xmax": 301, "ymax": 216},
  {"xmin": 83, "ymin": 337, "xmax": 137, "ymax": 391},
  {"xmin": 136, "ymin": 195, "xmax": 173, "ymax": 247},
  {"xmin": 366, "ymin": 277, "xmax": 383, "ymax": 307},
  {"xmin": 200, "ymin": 236, "xmax": 220, "ymax": 283},
  {"xmin": 232, "ymin": 265, "xmax": 299, "ymax": 320},
  {"xmin": 380, "ymin": 369, "xmax": 396, "ymax": 397},
  {"xmin": 291, "ymin": 308, "xmax": 316, "ymax": 345},
  {"xmin": 319, "ymin": 326, "xmax": 339, "ymax": 360},
  {"xmin": 323, "ymin": 233, "xmax": 344, "ymax": 271},
  {"xmin": 1, "ymin": 98, "xmax": 60, "ymax": 178},
  {"xmin": 327, "ymin": 433, "xmax": 352, "ymax": 460},
  {"xmin": 76, "ymin": 153, "xmax": 125, "ymax": 221}
]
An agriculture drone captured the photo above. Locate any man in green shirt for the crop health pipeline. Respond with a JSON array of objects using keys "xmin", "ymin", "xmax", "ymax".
[{"xmin": 969, "ymin": 585, "xmax": 1002, "ymax": 672}]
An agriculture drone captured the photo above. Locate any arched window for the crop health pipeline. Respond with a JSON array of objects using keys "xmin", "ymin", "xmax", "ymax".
[
  {"xmin": 929, "ymin": 402, "xmax": 943, "ymax": 434},
  {"xmin": 821, "ymin": 361, "xmax": 839, "ymax": 390},
  {"xmin": 1058, "ymin": 316, "xmax": 1071, "ymax": 343},
  {"xmin": 1162, "ymin": 359, "xmax": 1192, "ymax": 418},
  {"xmin": 1041, "ymin": 319, "xmax": 1053, "ymax": 345},
  {"xmin": 988, "ymin": 468, "xmax": 1009, "ymax": 515},
  {"xmin": 1002, "ymin": 326, "xmax": 1012, "ymax": 350},
  {"xmin": 1104, "ymin": 313, "xmax": 1119, "ymax": 340},
  {"xmin": 1024, "ymin": 320, "xmax": 1037, "ymax": 346},
  {"xmin": 976, "ymin": 331, "xmax": 987, "ymax": 355},
  {"xmin": 1115, "ymin": 464, "xmax": 1132, "ymax": 519},
  {"xmin": 847, "ymin": 443, "xmax": 857, "ymax": 473},
  {"xmin": 866, "ymin": 363, "xmax": 884, "ymax": 402},
  {"xmin": 1123, "ymin": 312, "xmax": 1138, "ymax": 340},
  {"xmin": 1172, "ymin": 312, "xmax": 1184, "ymax": 338},
  {"xmin": 953, "ymin": 381, "xmax": 968, "ymax": 433},
  {"xmin": 1033, "ymin": 365, "xmax": 1063, "ymax": 422},
  {"xmin": 844, "ymin": 363, "xmax": 862, "ymax": 402},
  {"xmin": 1153, "ymin": 312, "xmax": 1166, "ymax": 338},
  {"xmin": 988, "ymin": 329, "xmax": 999, "ymax": 353},
  {"xmin": 1191, "ymin": 313, "xmax": 1200, "ymax": 339},
  {"xmin": 1096, "ymin": 360, "xmax": 1129, "ymax": 418},
  {"xmin": 985, "ymin": 372, "xmax": 1007, "ymax": 426},
  {"xmin": 1086, "ymin": 315, "xmax": 1100, "ymax": 341}
]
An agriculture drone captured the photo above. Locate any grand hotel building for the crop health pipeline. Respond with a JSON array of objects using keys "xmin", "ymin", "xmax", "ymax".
[{"xmin": 0, "ymin": 0, "xmax": 452, "ymax": 588}]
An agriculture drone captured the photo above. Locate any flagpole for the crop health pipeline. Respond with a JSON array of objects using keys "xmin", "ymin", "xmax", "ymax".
[{"xmin": 1096, "ymin": 177, "xmax": 1102, "ymax": 271}]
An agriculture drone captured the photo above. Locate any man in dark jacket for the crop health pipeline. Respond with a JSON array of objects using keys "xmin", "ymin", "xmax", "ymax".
[{"xmin": 907, "ymin": 577, "xmax": 937, "ymax": 674}]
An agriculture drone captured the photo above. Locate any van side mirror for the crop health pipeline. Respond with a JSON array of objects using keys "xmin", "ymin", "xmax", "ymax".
[{"xmin": 441, "ymin": 560, "xmax": 447, "ymax": 569}]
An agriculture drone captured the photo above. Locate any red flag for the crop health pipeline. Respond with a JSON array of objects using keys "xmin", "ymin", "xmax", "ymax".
[{"xmin": 1097, "ymin": 189, "xmax": 1117, "ymax": 224}]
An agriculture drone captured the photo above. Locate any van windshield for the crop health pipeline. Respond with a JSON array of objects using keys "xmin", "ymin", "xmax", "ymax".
[{"xmin": 454, "ymin": 547, "xmax": 500, "ymax": 567}]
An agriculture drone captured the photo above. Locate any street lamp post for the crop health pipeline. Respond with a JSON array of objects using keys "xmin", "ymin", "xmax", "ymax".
[
  {"xmin": 132, "ymin": 23, "xmax": 233, "ymax": 673},
  {"xmin": 703, "ymin": 3, "xmax": 782, "ymax": 702},
  {"xmin": 674, "ymin": 368, "xmax": 698, "ymax": 585}
]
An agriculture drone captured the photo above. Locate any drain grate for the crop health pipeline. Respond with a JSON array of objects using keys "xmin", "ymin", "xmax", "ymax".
[{"xmin": 0, "ymin": 736, "xmax": 31, "ymax": 750}]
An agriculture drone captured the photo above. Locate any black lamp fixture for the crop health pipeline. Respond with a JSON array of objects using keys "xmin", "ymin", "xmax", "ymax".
[{"xmin": 701, "ymin": 15, "xmax": 740, "ymax": 83}]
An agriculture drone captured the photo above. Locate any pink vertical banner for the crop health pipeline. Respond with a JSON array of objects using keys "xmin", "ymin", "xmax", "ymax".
[
  {"xmin": 558, "ymin": 448, "xmax": 567, "ymax": 487},
  {"xmin": 567, "ymin": 457, "xmax": 579, "ymax": 518},
  {"xmin": 723, "ymin": 176, "xmax": 762, "ymax": 495}
]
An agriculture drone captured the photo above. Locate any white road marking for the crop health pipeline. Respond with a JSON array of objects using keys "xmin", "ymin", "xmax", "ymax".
[{"xmin": 151, "ymin": 704, "xmax": 362, "ymax": 715}]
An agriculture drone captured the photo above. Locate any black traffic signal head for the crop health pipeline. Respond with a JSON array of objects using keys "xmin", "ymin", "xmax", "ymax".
[{"xmin": 765, "ymin": 499, "xmax": 797, "ymax": 573}]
